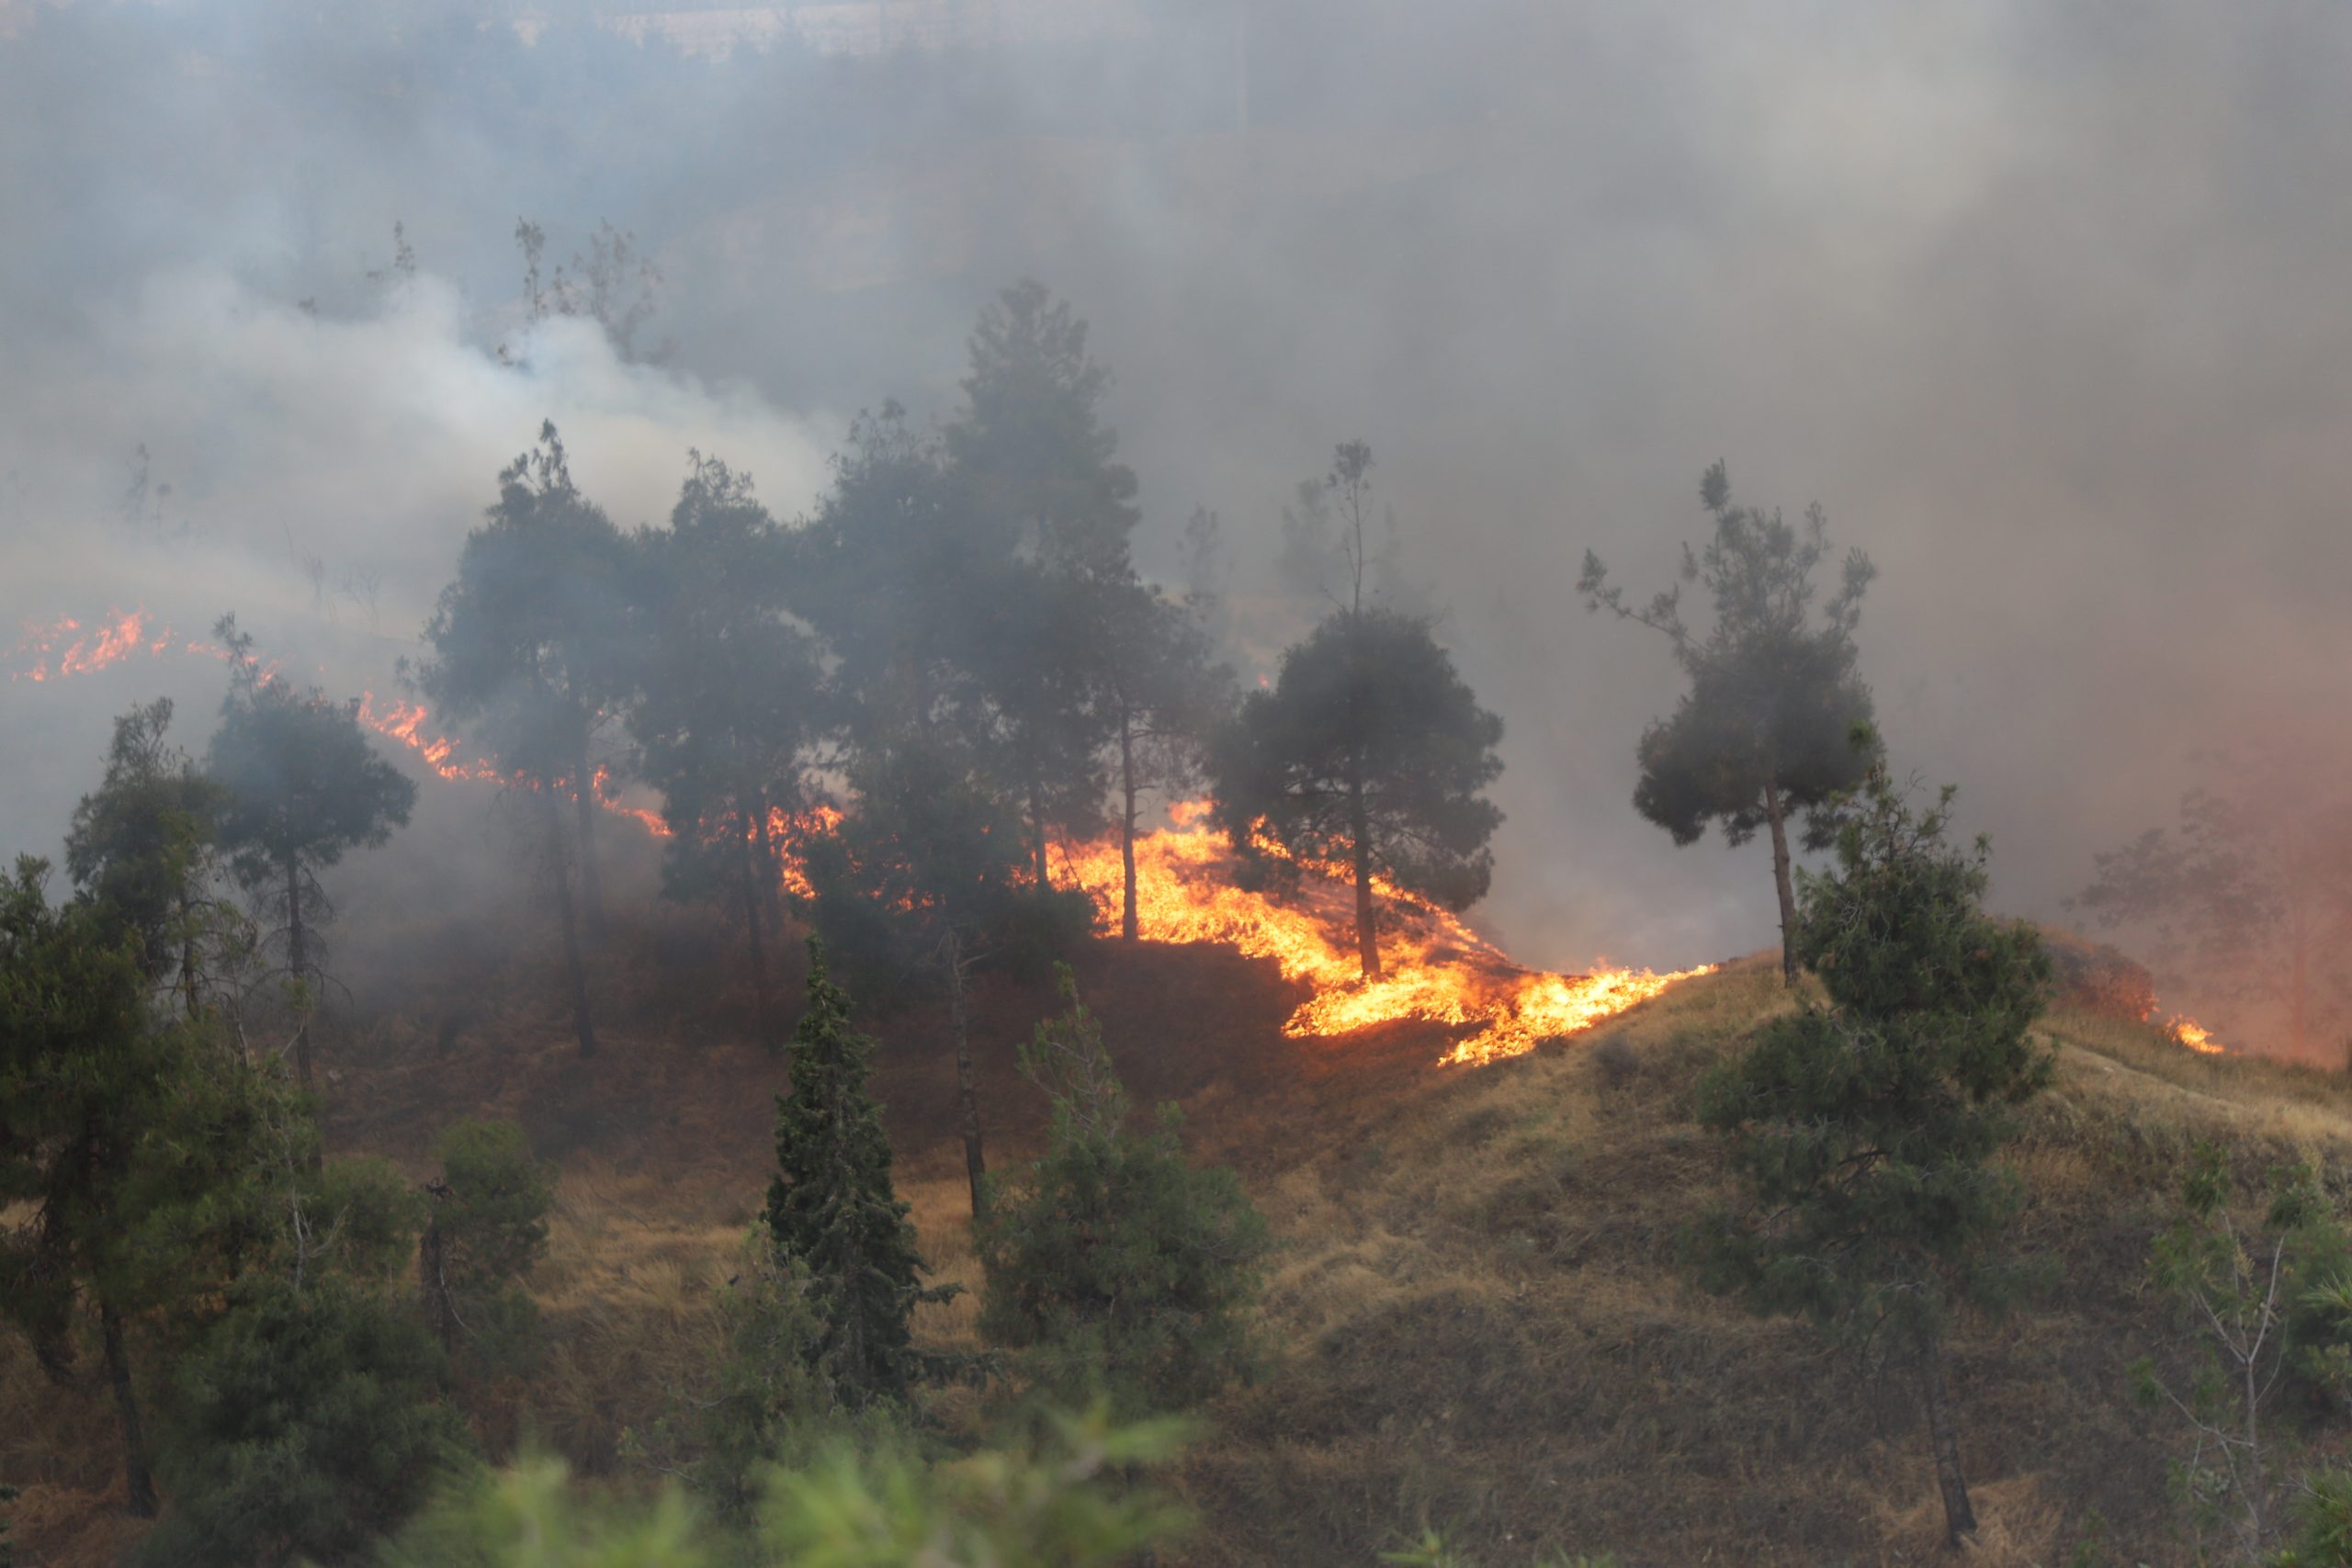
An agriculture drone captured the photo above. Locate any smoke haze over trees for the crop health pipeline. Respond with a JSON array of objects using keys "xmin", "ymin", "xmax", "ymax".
[{"xmin": 6, "ymin": 0, "xmax": 2352, "ymax": 1032}]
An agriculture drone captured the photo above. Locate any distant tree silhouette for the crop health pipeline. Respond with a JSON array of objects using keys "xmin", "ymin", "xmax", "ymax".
[
  {"xmin": 630, "ymin": 454, "xmax": 822, "ymax": 1050},
  {"xmin": 2075, "ymin": 745, "xmax": 2352, "ymax": 1063},
  {"xmin": 208, "ymin": 617, "xmax": 414, "ymax": 1107},
  {"xmin": 1581, "ymin": 460, "xmax": 1877, "ymax": 985},
  {"xmin": 416, "ymin": 423, "xmax": 635, "ymax": 1056},
  {"xmin": 797, "ymin": 402, "xmax": 990, "ymax": 746},
  {"xmin": 1211, "ymin": 605, "xmax": 1503, "ymax": 980},
  {"xmin": 947, "ymin": 281, "xmax": 1137, "ymax": 889}
]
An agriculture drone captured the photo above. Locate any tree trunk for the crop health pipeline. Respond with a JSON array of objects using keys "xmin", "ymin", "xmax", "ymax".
[
  {"xmin": 1119, "ymin": 712, "xmax": 1140, "ymax": 942},
  {"xmin": 1028, "ymin": 770, "xmax": 1051, "ymax": 891},
  {"xmin": 573, "ymin": 751, "xmax": 605, "ymax": 943},
  {"xmin": 1918, "ymin": 1340, "xmax": 1977, "ymax": 1550},
  {"xmin": 419, "ymin": 1205, "xmax": 455, "ymax": 1352},
  {"xmin": 285, "ymin": 853, "xmax": 312, "ymax": 1095},
  {"xmin": 177, "ymin": 890, "xmax": 200, "ymax": 1021},
  {"xmin": 99, "ymin": 1297, "xmax": 157, "ymax": 1518},
  {"xmin": 1763, "ymin": 776, "xmax": 1799, "ymax": 987},
  {"xmin": 947, "ymin": 931, "xmax": 987, "ymax": 1219},
  {"xmin": 752, "ymin": 792, "xmax": 785, "ymax": 931},
  {"xmin": 548, "ymin": 798, "xmax": 598, "ymax": 1059},
  {"xmin": 741, "ymin": 815, "xmax": 780, "ymax": 1052},
  {"xmin": 1348, "ymin": 766, "xmax": 1380, "ymax": 979},
  {"xmin": 284, "ymin": 854, "xmax": 325, "ymax": 1173}
]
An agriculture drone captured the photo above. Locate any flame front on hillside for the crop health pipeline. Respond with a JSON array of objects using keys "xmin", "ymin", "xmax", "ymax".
[
  {"xmin": 7, "ymin": 607, "xmax": 212, "ymax": 684},
  {"xmin": 1065, "ymin": 804, "xmax": 1711, "ymax": 1066}
]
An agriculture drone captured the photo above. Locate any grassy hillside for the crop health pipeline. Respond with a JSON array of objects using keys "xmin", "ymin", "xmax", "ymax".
[{"xmin": 12, "ymin": 919, "xmax": 2352, "ymax": 1565}]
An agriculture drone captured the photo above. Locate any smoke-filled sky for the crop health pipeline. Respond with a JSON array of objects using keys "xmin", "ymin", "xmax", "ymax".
[{"xmin": 4, "ymin": 0, "xmax": 2348, "ymax": 985}]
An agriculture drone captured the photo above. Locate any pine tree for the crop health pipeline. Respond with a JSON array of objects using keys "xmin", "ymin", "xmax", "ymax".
[
  {"xmin": 763, "ymin": 938, "xmax": 943, "ymax": 1404},
  {"xmin": 63, "ymin": 698, "xmax": 222, "ymax": 1012},
  {"xmin": 1210, "ymin": 606, "xmax": 1504, "ymax": 980},
  {"xmin": 415, "ymin": 423, "xmax": 636, "ymax": 1055},
  {"xmin": 630, "ymin": 453, "xmax": 823, "ymax": 1051},
  {"xmin": 1580, "ymin": 461, "xmax": 1877, "ymax": 985},
  {"xmin": 0, "ymin": 858, "xmax": 279, "ymax": 1520},
  {"xmin": 1691, "ymin": 755, "xmax": 2052, "ymax": 1550},
  {"xmin": 977, "ymin": 969, "xmax": 1268, "ymax": 1412},
  {"xmin": 208, "ymin": 616, "xmax": 415, "ymax": 1107}
]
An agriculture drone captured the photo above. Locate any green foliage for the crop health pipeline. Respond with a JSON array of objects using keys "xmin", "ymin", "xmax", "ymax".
[
  {"xmin": 388, "ymin": 1408, "xmax": 1188, "ymax": 1568},
  {"xmin": 764, "ymin": 939, "xmax": 945, "ymax": 1405},
  {"xmin": 379, "ymin": 1454, "xmax": 707, "ymax": 1568},
  {"xmin": 145, "ymin": 1272, "xmax": 471, "ymax": 1568},
  {"xmin": 2278, "ymin": 1470, "xmax": 2352, "ymax": 1566},
  {"xmin": 1210, "ymin": 604, "xmax": 1503, "ymax": 974},
  {"xmin": 424, "ymin": 1119, "xmax": 554, "ymax": 1375},
  {"xmin": 63, "ymin": 698, "xmax": 222, "ymax": 989},
  {"xmin": 1692, "ymin": 762, "xmax": 2053, "ymax": 1348},
  {"xmin": 686, "ymin": 1235, "xmax": 842, "ymax": 1517},
  {"xmin": 0, "ymin": 858, "xmax": 278, "ymax": 1448},
  {"xmin": 432, "ymin": 1120, "xmax": 554, "ymax": 1292},
  {"xmin": 2134, "ymin": 1144, "xmax": 2351, "ymax": 1559},
  {"xmin": 978, "ymin": 971, "xmax": 1269, "ymax": 1413},
  {"xmin": 308, "ymin": 1156, "xmax": 431, "ymax": 1284},
  {"xmin": 758, "ymin": 1406, "xmax": 1189, "ymax": 1568}
]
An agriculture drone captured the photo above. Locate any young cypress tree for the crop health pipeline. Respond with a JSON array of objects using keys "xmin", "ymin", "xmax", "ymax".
[
  {"xmin": 763, "ymin": 937, "xmax": 942, "ymax": 1404},
  {"xmin": 1691, "ymin": 753, "xmax": 2052, "ymax": 1551}
]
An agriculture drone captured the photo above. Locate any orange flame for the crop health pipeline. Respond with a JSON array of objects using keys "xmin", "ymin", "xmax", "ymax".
[
  {"xmin": 8, "ymin": 607, "xmax": 186, "ymax": 683},
  {"xmin": 768, "ymin": 803, "xmax": 844, "ymax": 899},
  {"xmin": 2169, "ymin": 1015, "xmax": 2224, "ymax": 1055},
  {"xmin": 352, "ymin": 697, "xmax": 674, "ymax": 839},
  {"xmin": 1063, "ymin": 805, "xmax": 1710, "ymax": 1066}
]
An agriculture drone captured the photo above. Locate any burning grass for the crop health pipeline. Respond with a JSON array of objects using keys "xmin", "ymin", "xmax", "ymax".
[{"xmin": 1062, "ymin": 807, "xmax": 1711, "ymax": 1067}]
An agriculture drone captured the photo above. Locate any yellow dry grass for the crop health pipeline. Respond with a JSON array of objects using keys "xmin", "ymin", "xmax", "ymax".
[
  {"xmin": 1165, "ymin": 957, "xmax": 2352, "ymax": 1566},
  {"xmin": 18, "ymin": 938, "xmax": 2352, "ymax": 1565}
]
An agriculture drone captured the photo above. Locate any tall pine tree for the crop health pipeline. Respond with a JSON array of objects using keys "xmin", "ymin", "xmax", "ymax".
[
  {"xmin": 1692, "ymin": 755, "xmax": 2052, "ymax": 1550},
  {"xmin": 763, "ymin": 938, "xmax": 943, "ymax": 1404},
  {"xmin": 1581, "ymin": 461, "xmax": 1877, "ymax": 985}
]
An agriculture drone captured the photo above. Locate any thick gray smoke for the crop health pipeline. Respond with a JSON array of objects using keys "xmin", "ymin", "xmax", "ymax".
[{"xmin": 5, "ymin": 0, "xmax": 2348, "ymax": 1005}]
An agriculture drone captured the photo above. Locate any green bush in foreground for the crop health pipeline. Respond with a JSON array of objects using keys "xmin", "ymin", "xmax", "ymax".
[
  {"xmin": 145, "ymin": 1273, "xmax": 469, "ymax": 1568},
  {"xmin": 383, "ymin": 1406, "xmax": 1190, "ymax": 1568}
]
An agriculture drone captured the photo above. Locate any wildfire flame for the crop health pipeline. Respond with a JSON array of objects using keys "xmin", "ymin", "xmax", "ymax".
[
  {"xmin": 768, "ymin": 803, "xmax": 845, "ymax": 899},
  {"xmin": 352, "ymin": 695, "xmax": 674, "ymax": 838},
  {"xmin": 2169, "ymin": 1015, "xmax": 2223, "ymax": 1055},
  {"xmin": 7, "ymin": 607, "xmax": 211, "ymax": 684},
  {"xmin": 1064, "ymin": 805, "xmax": 1710, "ymax": 1067}
]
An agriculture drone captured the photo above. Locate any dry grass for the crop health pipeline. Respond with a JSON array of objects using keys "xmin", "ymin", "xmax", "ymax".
[{"xmin": 18, "ymin": 926, "xmax": 2352, "ymax": 1565}]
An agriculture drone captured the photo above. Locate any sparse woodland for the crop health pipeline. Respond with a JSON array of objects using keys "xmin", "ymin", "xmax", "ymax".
[{"xmin": 14, "ymin": 277, "xmax": 2352, "ymax": 1568}]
